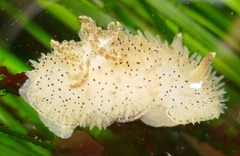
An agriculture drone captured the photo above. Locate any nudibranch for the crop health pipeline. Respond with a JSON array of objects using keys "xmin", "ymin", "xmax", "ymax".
[{"xmin": 19, "ymin": 16, "xmax": 226, "ymax": 138}]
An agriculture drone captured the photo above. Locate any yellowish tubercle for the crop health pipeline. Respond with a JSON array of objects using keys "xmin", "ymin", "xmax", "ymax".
[{"xmin": 188, "ymin": 52, "xmax": 216, "ymax": 81}]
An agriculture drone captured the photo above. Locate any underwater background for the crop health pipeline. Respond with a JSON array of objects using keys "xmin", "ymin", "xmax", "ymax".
[{"xmin": 0, "ymin": 0, "xmax": 240, "ymax": 155}]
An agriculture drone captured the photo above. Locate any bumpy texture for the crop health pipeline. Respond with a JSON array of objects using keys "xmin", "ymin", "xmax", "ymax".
[{"xmin": 19, "ymin": 16, "xmax": 226, "ymax": 138}]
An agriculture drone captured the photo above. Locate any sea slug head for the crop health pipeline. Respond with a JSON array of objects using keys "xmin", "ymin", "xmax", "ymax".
[{"xmin": 141, "ymin": 35, "xmax": 227, "ymax": 127}]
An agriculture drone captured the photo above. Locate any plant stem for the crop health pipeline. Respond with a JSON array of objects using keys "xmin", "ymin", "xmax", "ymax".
[{"xmin": 0, "ymin": 124, "xmax": 55, "ymax": 150}]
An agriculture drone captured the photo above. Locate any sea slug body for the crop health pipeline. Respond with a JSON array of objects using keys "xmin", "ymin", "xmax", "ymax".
[{"xmin": 19, "ymin": 16, "xmax": 227, "ymax": 138}]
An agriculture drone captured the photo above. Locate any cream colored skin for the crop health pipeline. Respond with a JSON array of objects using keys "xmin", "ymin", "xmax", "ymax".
[
  {"xmin": 19, "ymin": 16, "xmax": 226, "ymax": 138},
  {"xmin": 141, "ymin": 52, "xmax": 225, "ymax": 127}
]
